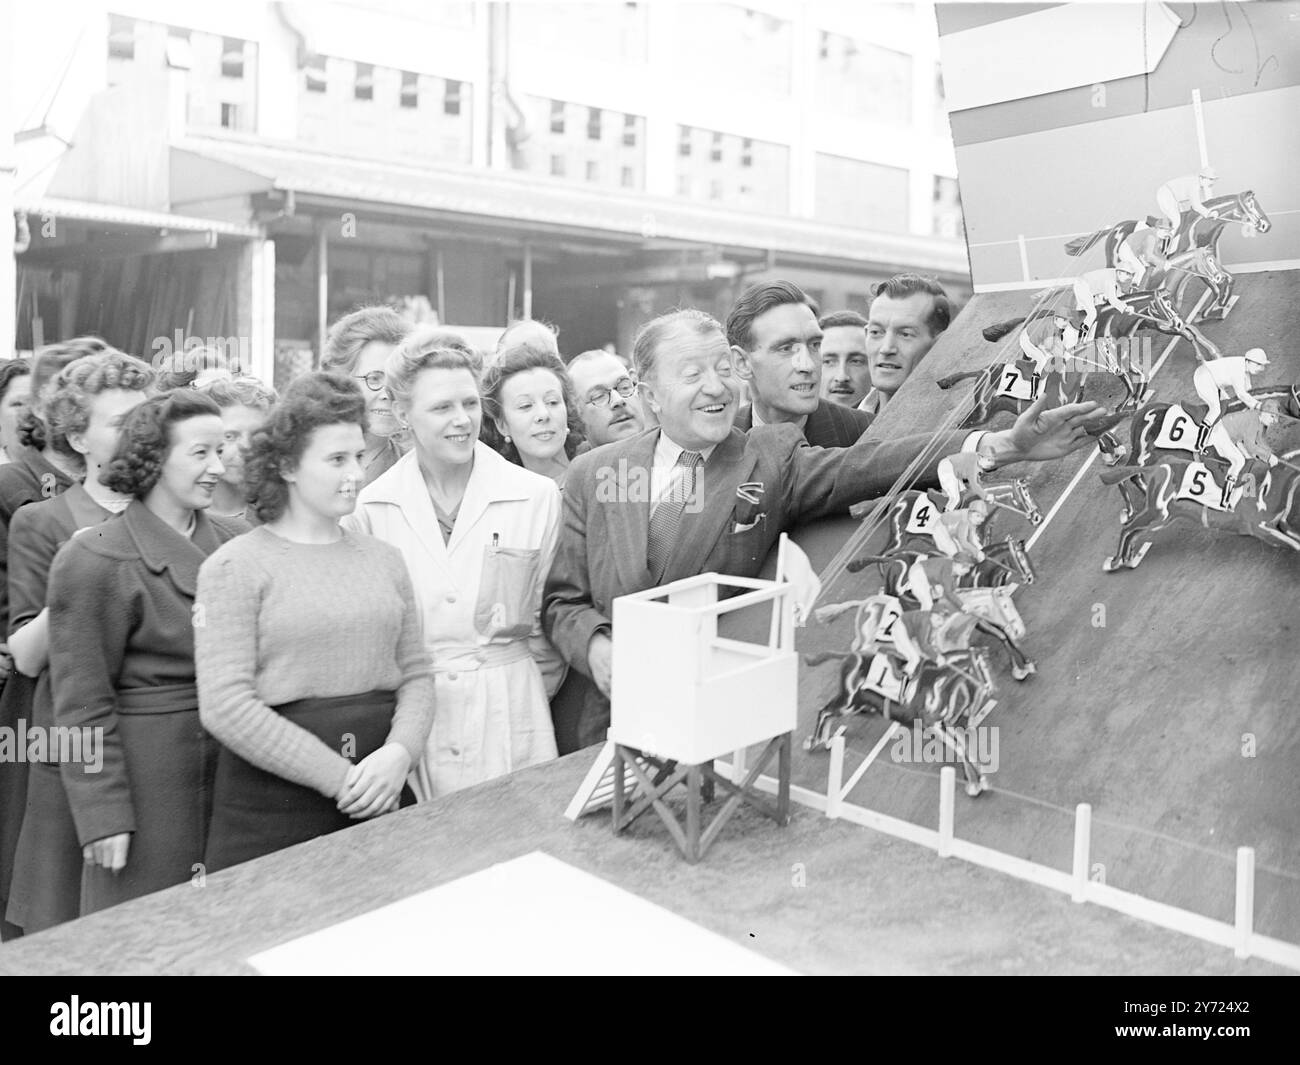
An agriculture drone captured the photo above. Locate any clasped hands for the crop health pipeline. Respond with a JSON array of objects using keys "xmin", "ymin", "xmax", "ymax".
[{"xmin": 336, "ymin": 743, "xmax": 411, "ymax": 820}]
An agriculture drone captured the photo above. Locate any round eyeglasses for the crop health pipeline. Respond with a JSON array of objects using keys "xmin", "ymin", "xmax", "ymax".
[
  {"xmin": 354, "ymin": 370, "xmax": 387, "ymax": 392},
  {"xmin": 585, "ymin": 378, "xmax": 637, "ymax": 408}
]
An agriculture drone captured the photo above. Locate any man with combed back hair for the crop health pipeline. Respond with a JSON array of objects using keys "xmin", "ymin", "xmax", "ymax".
[{"xmin": 543, "ymin": 308, "xmax": 1112, "ymax": 752}]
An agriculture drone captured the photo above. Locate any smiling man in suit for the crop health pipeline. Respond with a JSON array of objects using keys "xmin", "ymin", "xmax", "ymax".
[
  {"xmin": 728, "ymin": 281, "xmax": 876, "ymax": 447},
  {"xmin": 543, "ymin": 308, "xmax": 1109, "ymax": 752}
]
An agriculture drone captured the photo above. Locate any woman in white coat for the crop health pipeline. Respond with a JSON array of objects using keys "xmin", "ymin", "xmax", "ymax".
[{"xmin": 343, "ymin": 330, "xmax": 564, "ymax": 799}]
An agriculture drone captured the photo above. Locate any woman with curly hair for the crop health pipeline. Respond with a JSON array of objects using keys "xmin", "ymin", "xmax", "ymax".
[
  {"xmin": 480, "ymin": 341, "xmax": 585, "ymax": 489},
  {"xmin": 46, "ymin": 391, "xmax": 247, "ymax": 917},
  {"xmin": 2, "ymin": 351, "xmax": 152, "ymax": 934},
  {"xmin": 195, "ymin": 372, "xmax": 433, "ymax": 869},
  {"xmin": 198, "ymin": 376, "xmax": 278, "ymax": 522},
  {"xmin": 322, "ymin": 306, "xmax": 412, "ymax": 486},
  {"xmin": 0, "ymin": 359, "xmax": 32, "ymax": 464},
  {"xmin": 343, "ymin": 329, "xmax": 563, "ymax": 799}
]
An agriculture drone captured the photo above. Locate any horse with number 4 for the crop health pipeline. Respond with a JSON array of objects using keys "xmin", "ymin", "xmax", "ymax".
[
  {"xmin": 1099, "ymin": 447, "xmax": 1300, "ymax": 570},
  {"xmin": 872, "ymin": 480, "xmax": 1042, "ymax": 557}
]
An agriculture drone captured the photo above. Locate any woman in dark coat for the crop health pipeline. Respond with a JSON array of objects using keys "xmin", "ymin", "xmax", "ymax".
[
  {"xmin": 3, "ymin": 350, "xmax": 153, "ymax": 934},
  {"xmin": 47, "ymin": 390, "xmax": 247, "ymax": 917},
  {"xmin": 0, "ymin": 338, "xmax": 108, "ymax": 940}
]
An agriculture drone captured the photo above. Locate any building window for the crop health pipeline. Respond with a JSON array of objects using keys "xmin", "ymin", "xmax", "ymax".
[
  {"xmin": 710, "ymin": 132, "xmax": 723, "ymax": 163},
  {"xmin": 678, "ymin": 125, "xmax": 691, "ymax": 157},
  {"xmin": 221, "ymin": 37, "xmax": 245, "ymax": 79},
  {"xmin": 355, "ymin": 63, "xmax": 374, "ymax": 101},
  {"xmin": 587, "ymin": 107, "xmax": 602, "ymax": 141},
  {"xmin": 305, "ymin": 54, "xmax": 327, "ymax": 93},
  {"xmin": 818, "ymin": 30, "xmax": 830, "ymax": 60},
  {"xmin": 550, "ymin": 100, "xmax": 565, "ymax": 134},
  {"xmin": 621, "ymin": 166, "xmax": 634, "ymax": 188},
  {"xmin": 400, "ymin": 71, "xmax": 419, "ymax": 108},
  {"xmin": 623, "ymin": 114, "xmax": 637, "ymax": 147},
  {"xmin": 741, "ymin": 137, "xmax": 753, "ymax": 167},
  {"xmin": 220, "ymin": 102, "xmax": 240, "ymax": 129},
  {"xmin": 551, "ymin": 154, "xmax": 566, "ymax": 177},
  {"xmin": 444, "ymin": 80, "xmax": 462, "ymax": 116},
  {"xmin": 586, "ymin": 161, "xmax": 599, "ymax": 182},
  {"xmin": 165, "ymin": 26, "xmax": 192, "ymax": 70},
  {"xmin": 108, "ymin": 14, "xmax": 135, "ymax": 60}
]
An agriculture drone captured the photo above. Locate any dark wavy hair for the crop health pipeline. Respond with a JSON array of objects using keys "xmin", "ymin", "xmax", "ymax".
[
  {"xmin": 480, "ymin": 341, "xmax": 584, "ymax": 464},
  {"xmin": 0, "ymin": 359, "xmax": 32, "ymax": 406},
  {"xmin": 43, "ymin": 351, "xmax": 154, "ymax": 461},
  {"xmin": 244, "ymin": 372, "xmax": 368, "ymax": 523},
  {"xmin": 871, "ymin": 274, "xmax": 951, "ymax": 336},
  {"xmin": 17, "ymin": 337, "xmax": 116, "ymax": 451},
  {"xmin": 725, "ymin": 280, "xmax": 817, "ymax": 352},
  {"xmin": 102, "ymin": 390, "xmax": 223, "ymax": 499}
]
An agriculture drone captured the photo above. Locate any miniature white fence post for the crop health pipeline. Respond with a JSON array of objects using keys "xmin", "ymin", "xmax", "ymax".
[
  {"xmin": 938, "ymin": 767, "xmax": 955, "ymax": 857},
  {"xmin": 826, "ymin": 734, "xmax": 845, "ymax": 819},
  {"xmin": 1071, "ymin": 803, "xmax": 1092, "ymax": 903},
  {"xmin": 1234, "ymin": 846, "xmax": 1255, "ymax": 959},
  {"xmin": 1017, "ymin": 234, "xmax": 1031, "ymax": 282}
]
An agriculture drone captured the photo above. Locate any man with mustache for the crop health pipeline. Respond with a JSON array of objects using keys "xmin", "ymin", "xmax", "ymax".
[
  {"xmin": 729, "ymin": 281, "xmax": 876, "ymax": 447},
  {"xmin": 860, "ymin": 274, "xmax": 951, "ymax": 417},
  {"xmin": 568, "ymin": 350, "xmax": 646, "ymax": 450},
  {"xmin": 817, "ymin": 310, "xmax": 874, "ymax": 412},
  {"xmin": 544, "ymin": 308, "xmax": 1110, "ymax": 752}
]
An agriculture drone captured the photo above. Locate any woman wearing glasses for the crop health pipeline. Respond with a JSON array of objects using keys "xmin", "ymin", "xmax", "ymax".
[
  {"xmin": 343, "ymin": 328, "xmax": 564, "ymax": 799},
  {"xmin": 480, "ymin": 343, "xmax": 584, "ymax": 489},
  {"xmin": 322, "ymin": 307, "xmax": 412, "ymax": 486}
]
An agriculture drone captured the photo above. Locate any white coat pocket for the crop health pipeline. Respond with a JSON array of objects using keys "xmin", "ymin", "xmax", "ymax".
[{"xmin": 474, "ymin": 546, "xmax": 542, "ymax": 639}]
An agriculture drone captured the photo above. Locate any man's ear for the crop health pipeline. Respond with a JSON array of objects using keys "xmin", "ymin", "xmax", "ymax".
[
  {"xmin": 65, "ymin": 430, "xmax": 91, "ymax": 458},
  {"xmin": 730, "ymin": 344, "xmax": 755, "ymax": 381},
  {"xmin": 637, "ymin": 379, "xmax": 662, "ymax": 415}
]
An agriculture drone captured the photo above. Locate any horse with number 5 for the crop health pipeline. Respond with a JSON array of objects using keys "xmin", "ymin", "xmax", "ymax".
[{"xmin": 1098, "ymin": 447, "xmax": 1300, "ymax": 570}]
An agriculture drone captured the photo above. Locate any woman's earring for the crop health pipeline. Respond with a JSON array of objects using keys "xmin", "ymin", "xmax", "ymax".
[{"xmin": 503, "ymin": 434, "xmax": 511, "ymax": 443}]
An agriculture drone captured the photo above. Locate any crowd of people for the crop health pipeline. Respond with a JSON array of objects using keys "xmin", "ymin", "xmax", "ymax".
[{"xmin": 0, "ymin": 273, "xmax": 1112, "ymax": 939}]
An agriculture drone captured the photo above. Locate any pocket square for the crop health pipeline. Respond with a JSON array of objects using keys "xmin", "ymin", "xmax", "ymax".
[{"xmin": 732, "ymin": 515, "xmax": 765, "ymax": 534}]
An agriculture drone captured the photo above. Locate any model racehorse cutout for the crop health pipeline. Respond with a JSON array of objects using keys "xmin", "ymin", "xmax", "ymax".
[
  {"xmin": 868, "ymin": 480, "xmax": 1042, "ymax": 556},
  {"xmin": 1098, "ymin": 446, "xmax": 1300, "ymax": 570},
  {"xmin": 938, "ymin": 313, "xmax": 1148, "ymax": 430},
  {"xmin": 1095, "ymin": 384, "xmax": 1300, "ymax": 469},
  {"xmin": 1063, "ymin": 190, "xmax": 1271, "ymax": 321}
]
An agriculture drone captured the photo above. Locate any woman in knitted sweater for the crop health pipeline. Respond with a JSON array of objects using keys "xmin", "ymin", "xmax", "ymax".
[{"xmin": 196, "ymin": 373, "xmax": 434, "ymax": 871}]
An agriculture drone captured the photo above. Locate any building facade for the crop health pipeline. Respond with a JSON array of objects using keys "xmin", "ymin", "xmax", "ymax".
[{"xmin": 8, "ymin": 0, "xmax": 969, "ymax": 374}]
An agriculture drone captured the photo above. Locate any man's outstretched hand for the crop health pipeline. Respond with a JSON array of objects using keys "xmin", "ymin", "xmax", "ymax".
[{"xmin": 981, "ymin": 393, "xmax": 1123, "ymax": 468}]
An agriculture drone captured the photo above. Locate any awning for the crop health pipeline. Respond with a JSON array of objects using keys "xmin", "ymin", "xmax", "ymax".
[
  {"xmin": 170, "ymin": 135, "xmax": 968, "ymax": 279},
  {"xmin": 13, "ymin": 195, "xmax": 263, "ymax": 239}
]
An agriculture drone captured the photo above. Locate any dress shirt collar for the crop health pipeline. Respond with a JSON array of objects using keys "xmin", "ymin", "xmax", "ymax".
[
  {"xmin": 750, "ymin": 404, "xmax": 808, "ymax": 431},
  {"xmin": 654, "ymin": 430, "xmax": 718, "ymax": 468}
]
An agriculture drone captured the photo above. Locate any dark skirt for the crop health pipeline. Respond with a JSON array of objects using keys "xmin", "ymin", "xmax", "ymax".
[
  {"xmin": 0, "ymin": 671, "xmax": 37, "ymax": 938},
  {"xmin": 204, "ymin": 690, "xmax": 408, "ymax": 873},
  {"xmin": 80, "ymin": 684, "xmax": 217, "ymax": 918}
]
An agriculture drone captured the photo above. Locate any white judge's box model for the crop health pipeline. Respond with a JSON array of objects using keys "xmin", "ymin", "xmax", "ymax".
[{"xmin": 611, "ymin": 573, "xmax": 798, "ymax": 766}]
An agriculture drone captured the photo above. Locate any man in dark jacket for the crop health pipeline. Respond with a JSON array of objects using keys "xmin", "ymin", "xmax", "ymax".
[{"xmin": 727, "ymin": 280, "xmax": 876, "ymax": 447}]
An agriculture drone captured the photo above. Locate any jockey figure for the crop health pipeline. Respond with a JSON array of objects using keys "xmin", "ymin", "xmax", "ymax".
[
  {"xmin": 854, "ymin": 596, "xmax": 933, "ymax": 679},
  {"xmin": 937, "ymin": 452, "xmax": 990, "ymax": 512},
  {"xmin": 933, "ymin": 500, "xmax": 990, "ymax": 562},
  {"xmin": 1192, "ymin": 347, "xmax": 1269, "ymax": 449},
  {"xmin": 1018, "ymin": 319, "xmax": 1071, "ymax": 400},
  {"xmin": 1115, "ymin": 220, "xmax": 1173, "ymax": 287},
  {"xmin": 1156, "ymin": 167, "xmax": 1217, "ymax": 246},
  {"xmin": 1205, "ymin": 408, "xmax": 1279, "ymax": 509},
  {"xmin": 1073, "ymin": 267, "xmax": 1133, "ymax": 340}
]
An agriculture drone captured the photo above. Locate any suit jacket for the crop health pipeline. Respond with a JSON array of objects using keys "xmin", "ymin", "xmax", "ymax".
[
  {"xmin": 733, "ymin": 398, "xmax": 875, "ymax": 448},
  {"xmin": 543, "ymin": 422, "xmax": 967, "ymax": 749}
]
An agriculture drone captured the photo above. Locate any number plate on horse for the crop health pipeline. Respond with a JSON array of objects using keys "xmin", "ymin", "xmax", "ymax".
[
  {"xmin": 1176, "ymin": 461, "xmax": 1232, "ymax": 511},
  {"xmin": 905, "ymin": 496, "xmax": 940, "ymax": 535},
  {"xmin": 1153, "ymin": 404, "xmax": 1198, "ymax": 452},
  {"xmin": 862, "ymin": 653, "xmax": 905, "ymax": 701},
  {"xmin": 995, "ymin": 365, "xmax": 1035, "ymax": 400}
]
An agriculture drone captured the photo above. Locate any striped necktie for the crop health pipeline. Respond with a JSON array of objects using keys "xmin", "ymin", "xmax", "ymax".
[{"xmin": 647, "ymin": 450, "xmax": 704, "ymax": 579}]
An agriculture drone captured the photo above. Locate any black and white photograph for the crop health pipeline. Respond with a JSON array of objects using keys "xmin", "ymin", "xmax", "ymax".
[{"xmin": 0, "ymin": 0, "xmax": 1295, "ymax": 1016}]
